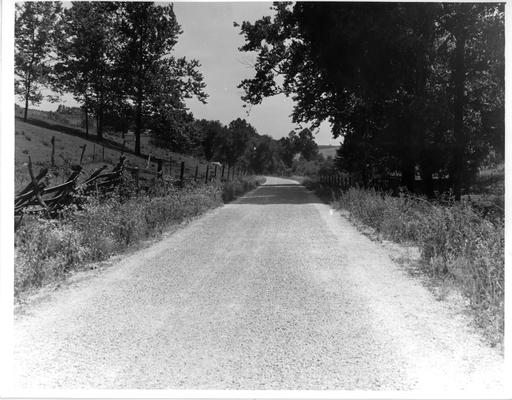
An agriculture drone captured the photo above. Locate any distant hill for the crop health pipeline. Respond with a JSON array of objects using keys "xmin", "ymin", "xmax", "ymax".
[{"xmin": 317, "ymin": 145, "xmax": 339, "ymax": 159}]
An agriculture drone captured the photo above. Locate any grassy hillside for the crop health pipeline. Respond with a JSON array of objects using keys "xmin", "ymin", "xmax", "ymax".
[
  {"xmin": 318, "ymin": 145, "xmax": 339, "ymax": 159},
  {"xmin": 15, "ymin": 118, "xmax": 210, "ymax": 192}
]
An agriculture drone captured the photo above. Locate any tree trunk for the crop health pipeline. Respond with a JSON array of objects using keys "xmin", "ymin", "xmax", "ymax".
[
  {"xmin": 420, "ymin": 162, "xmax": 435, "ymax": 198},
  {"xmin": 96, "ymin": 93, "xmax": 103, "ymax": 142},
  {"xmin": 84, "ymin": 106, "xmax": 89, "ymax": 136},
  {"xmin": 134, "ymin": 88, "xmax": 143, "ymax": 156},
  {"xmin": 23, "ymin": 80, "xmax": 31, "ymax": 122},
  {"xmin": 401, "ymin": 162, "xmax": 415, "ymax": 193},
  {"xmin": 452, "ymin": 28, "xmax": 467, "ymax": 201}
]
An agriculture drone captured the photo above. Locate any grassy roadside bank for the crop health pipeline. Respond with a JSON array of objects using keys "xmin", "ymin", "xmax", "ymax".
[
  {"xmin": 15, "ymin": 176, "xmax": 265, "ymax": 299},
  {"xmin": 304, "ymin": 179, "xmax": 504, "ymax": 348}
]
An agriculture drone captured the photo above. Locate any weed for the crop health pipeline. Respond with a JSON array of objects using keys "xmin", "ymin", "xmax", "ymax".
[
  {"xmin": 14, "ymin": 175, "xmax": 264, "ymax": 298},
  {"xmin": 221, "ymin": 176, "xmax": 265, "ymax": 203},
  {"xmin": 310, "ymin": 183, "xmax": 504, "ymax": 346}
]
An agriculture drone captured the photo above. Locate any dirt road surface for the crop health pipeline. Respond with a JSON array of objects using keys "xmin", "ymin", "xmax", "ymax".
[{"xmin": 12, "ymin": 177, "xmax": 504, "ymax": 391}]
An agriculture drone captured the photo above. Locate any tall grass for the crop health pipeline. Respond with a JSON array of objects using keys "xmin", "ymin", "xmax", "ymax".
[
  {"xmin": 14, "ymin": 176, "xmax": 265, "ymax": 298},
  {"xmin": 221, "ymin": 175, "xmax": 266, "ymax": 202},
  {"xmin": 309, "ymin": 182, "xmax": 504, "ymax": 346}
]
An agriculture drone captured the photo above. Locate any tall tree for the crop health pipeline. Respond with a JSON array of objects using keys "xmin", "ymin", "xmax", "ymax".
[
  {"xmin": 53, "ymin": 2, "xmax": 118, "ymax": 139},
  {"xmin": 15, "ymin": 2, "xmax": 62, "ymax": 121},
  {"xmin": 221, "ymin": 118, "xmax": 257, "ymax": 167},
  {"xmin": 437, "ymin": 3, "xmax": 504, "ymax": 199},
  {"xmin": 248, "ymin": 135, "xmax": 282, "ymax": 174},
  {"xmin": 294, "ymin": 128, "xmax": 318, "ymax": 160},
  {"xmin": 144, "ymin": 57, "xmax": 207, "ymax": 153},
  {"xmin": 278, "ymin": 133, "xmax": 296, "ymax": 168},
  {"xmin": 116, "ymin": 2, "xmax": 207, "ymax": 155},
  {"xmin": 238, "ymin": 2, "xmax": 503, "ymax": 196},
  {"xmin": 195, "ymin": 120, "xmax": 227, "ymax": 161}
]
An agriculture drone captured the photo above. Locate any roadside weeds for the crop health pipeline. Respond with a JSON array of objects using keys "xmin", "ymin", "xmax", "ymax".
[
  {"xmin": 14, "ymin": 176, "xmax": 266, "ymax": 301},
  {"xmin": 305, "ymin": 180, "xmax": 504, "ymax": 349}
]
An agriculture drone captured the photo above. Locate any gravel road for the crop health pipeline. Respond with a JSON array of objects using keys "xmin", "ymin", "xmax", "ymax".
[{"xmin": 12, "ymin": 177, "xmax": 504, "ymax": 391}]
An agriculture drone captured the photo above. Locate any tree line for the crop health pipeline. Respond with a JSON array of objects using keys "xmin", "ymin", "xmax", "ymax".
[
  {"xmin": 15, "ymin": 1, "xmax": 325, "ymax": 175},
  {"xmin": 15, "ymin": 1, "xmax": 207, "ymax": 156},
  {"xmin": 237, "ymin": 2, "xmax": 504, "ymax": 198}
]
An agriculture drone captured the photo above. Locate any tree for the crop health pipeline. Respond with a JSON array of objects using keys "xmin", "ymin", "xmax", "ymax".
[
  {"xmin": 437, "ymin": 3, "xmax": 504, "ymax": 199},
  {"xmin": 15, "ymin": 2, "xmax": 62, "ymax": 121},
  {"xmin": 248, "ymin": 135, "xmax": 283, "ymax": 174},
  {"xmin": 238, "ymin": 3, "xmax": 504, "ymax": 196},
  {"xmin": 222, "ymin": 119, "xmax": 257, "ymax": 167},
  {"xmin": 193, "ymin": 119, "xmax": 227, "ymax": 161},
  {"xmin": 144, "ymin": 57, "xmax": 207, "ymax": 153},
  {"xmin": 278, "ymin": 134, "xmax": 296, "ymax": 168},
  {"xmin": 294, "ymin": 128, "xmax": 318, "ymax": 160},
  {"xmin": 53, "ymin": 2, "xmax": 118, "ymax": 139},
  {"xmin": 116, "ymin": 2, "xmax": 207, "ymax": 155}
]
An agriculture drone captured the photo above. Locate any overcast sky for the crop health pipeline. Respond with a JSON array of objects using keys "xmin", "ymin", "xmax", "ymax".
[{"xmin": 28, "ymin": 2, "xmax": 336, "ymax": 145}]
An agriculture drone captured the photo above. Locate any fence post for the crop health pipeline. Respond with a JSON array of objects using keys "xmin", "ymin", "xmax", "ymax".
[
  {"xmin": 227, "ymin": 166, "xmax": 230, "ymax": 181},
  {"xmin": 146, "ymin": 153, "xmax": 151, "ymax": 169},
  {"xmin": 102, "ymin": 146, "xmax": 105, "ymax": 162},
  {"xmin": 50, "ymin": 136, "xmax": 55, "ymax": 166},
  {"xmin": 79, "ymin": 144, "xmax": 87, "ymax": 165},
  {"xmin": 157, "ymin": 159, "xmax": 163, "ymax": 179},
  {"xmin": 214, "ymin": 165, "xmax": 217, "ymax": 179},
  {"xmin": 194, "ymin": 165, "xmax": 198, "ymax": 181},
  {"xmin": 180, "ymin": 161, "xmax": 185, "ymax": 185},
  {"xmin": 205, "ymin": 164, "xmax": 209, "ymax": 184},
  {"xmin": 221, "ymin": 164, "xmax": 225, "ymax": 179}
]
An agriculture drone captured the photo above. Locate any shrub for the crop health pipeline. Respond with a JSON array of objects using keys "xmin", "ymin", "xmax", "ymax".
[{"xmin": 221, "ymin": 176, "xmax": 265, "ymax": 203}]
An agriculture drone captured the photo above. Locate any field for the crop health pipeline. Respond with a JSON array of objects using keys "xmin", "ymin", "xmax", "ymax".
[{"xmin": 318, "ymin": 145, "xmax": 339, "ymax": 159}]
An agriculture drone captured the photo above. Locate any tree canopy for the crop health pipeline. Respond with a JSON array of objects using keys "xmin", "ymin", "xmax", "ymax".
[
  {"xmin": 237, "ymin": 2, "xmax": 504, "ymax": 197},
  {"xmin": 15, "ymin": 2, "xmax": 63, "ymax": 121}
]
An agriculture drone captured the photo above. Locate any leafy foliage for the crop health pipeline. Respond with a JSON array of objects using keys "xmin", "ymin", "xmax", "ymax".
[
  {"xmin": 115, "ymin": 2, "xmax": 207, "ymax": 155},
  {"xmin": 15, "ymin": 2, "xmax": 63, "ymax": 120},
  {"xmin": 237, "ymin": 3, "xmax": 504, "ymax": 197}
]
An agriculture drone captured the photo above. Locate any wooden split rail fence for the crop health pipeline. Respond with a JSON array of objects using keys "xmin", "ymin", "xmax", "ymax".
[
  {"xmin": 128, "ymin": 157, "xmax": 247, "ymax": 193},
  {"xmin": 15, "ymin": 145, "xmax": 247, "ymax": 229},
  {"xmin": 15, "ymin": 154, "xmax": 127, "ymax": 228}
]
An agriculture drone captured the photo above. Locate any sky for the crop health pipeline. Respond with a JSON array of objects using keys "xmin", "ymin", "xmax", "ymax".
[
  {"xmin": 171, "ymin": 2, "xmax": 335, "ymax": 145},
  {"xmin": 25, "ymin": 1, "xmax": 337, "ymax": 146}
]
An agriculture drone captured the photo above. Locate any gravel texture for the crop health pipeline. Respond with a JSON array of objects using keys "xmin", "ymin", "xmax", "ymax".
[{"xmin": 12, "ymin": 177, "xmax": 504, "ymax": 391}]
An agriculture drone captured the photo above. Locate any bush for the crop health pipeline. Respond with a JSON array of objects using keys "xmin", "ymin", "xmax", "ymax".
[
  {"xmin": 221, "ymin": 176, "xmax": 265, "ymax": 203},
  {"xmin": 330, "ymin": 186, "xmax": 504, "ymax": 346}
]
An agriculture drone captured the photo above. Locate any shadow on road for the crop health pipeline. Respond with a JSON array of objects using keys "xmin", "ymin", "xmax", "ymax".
[{"xmin": 236, "ymin": 184, "xmax": 321, "ymax": 205}]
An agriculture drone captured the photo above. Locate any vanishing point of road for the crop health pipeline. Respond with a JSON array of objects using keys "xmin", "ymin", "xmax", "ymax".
[{"xmin": 12, "ymin": 177, "xmax": 504, "ymax": 391}]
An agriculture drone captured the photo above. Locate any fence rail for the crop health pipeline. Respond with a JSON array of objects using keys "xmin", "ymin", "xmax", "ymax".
[
  {"xmin": 318, "ymin": 172, "xmax": 455, "ymax": 196},
  {"xmin": 15, "ymin": 144, "xmax": 248, "ymax": 229}
]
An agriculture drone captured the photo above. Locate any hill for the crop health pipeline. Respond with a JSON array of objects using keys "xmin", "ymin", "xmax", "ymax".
[
  {"xmin": 14, "ymin": 116, "xmax": 210, "ymax": 192},
  {"xmin": 317, "ymin": 145, "xmax": 339, "ymax": 159}
]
